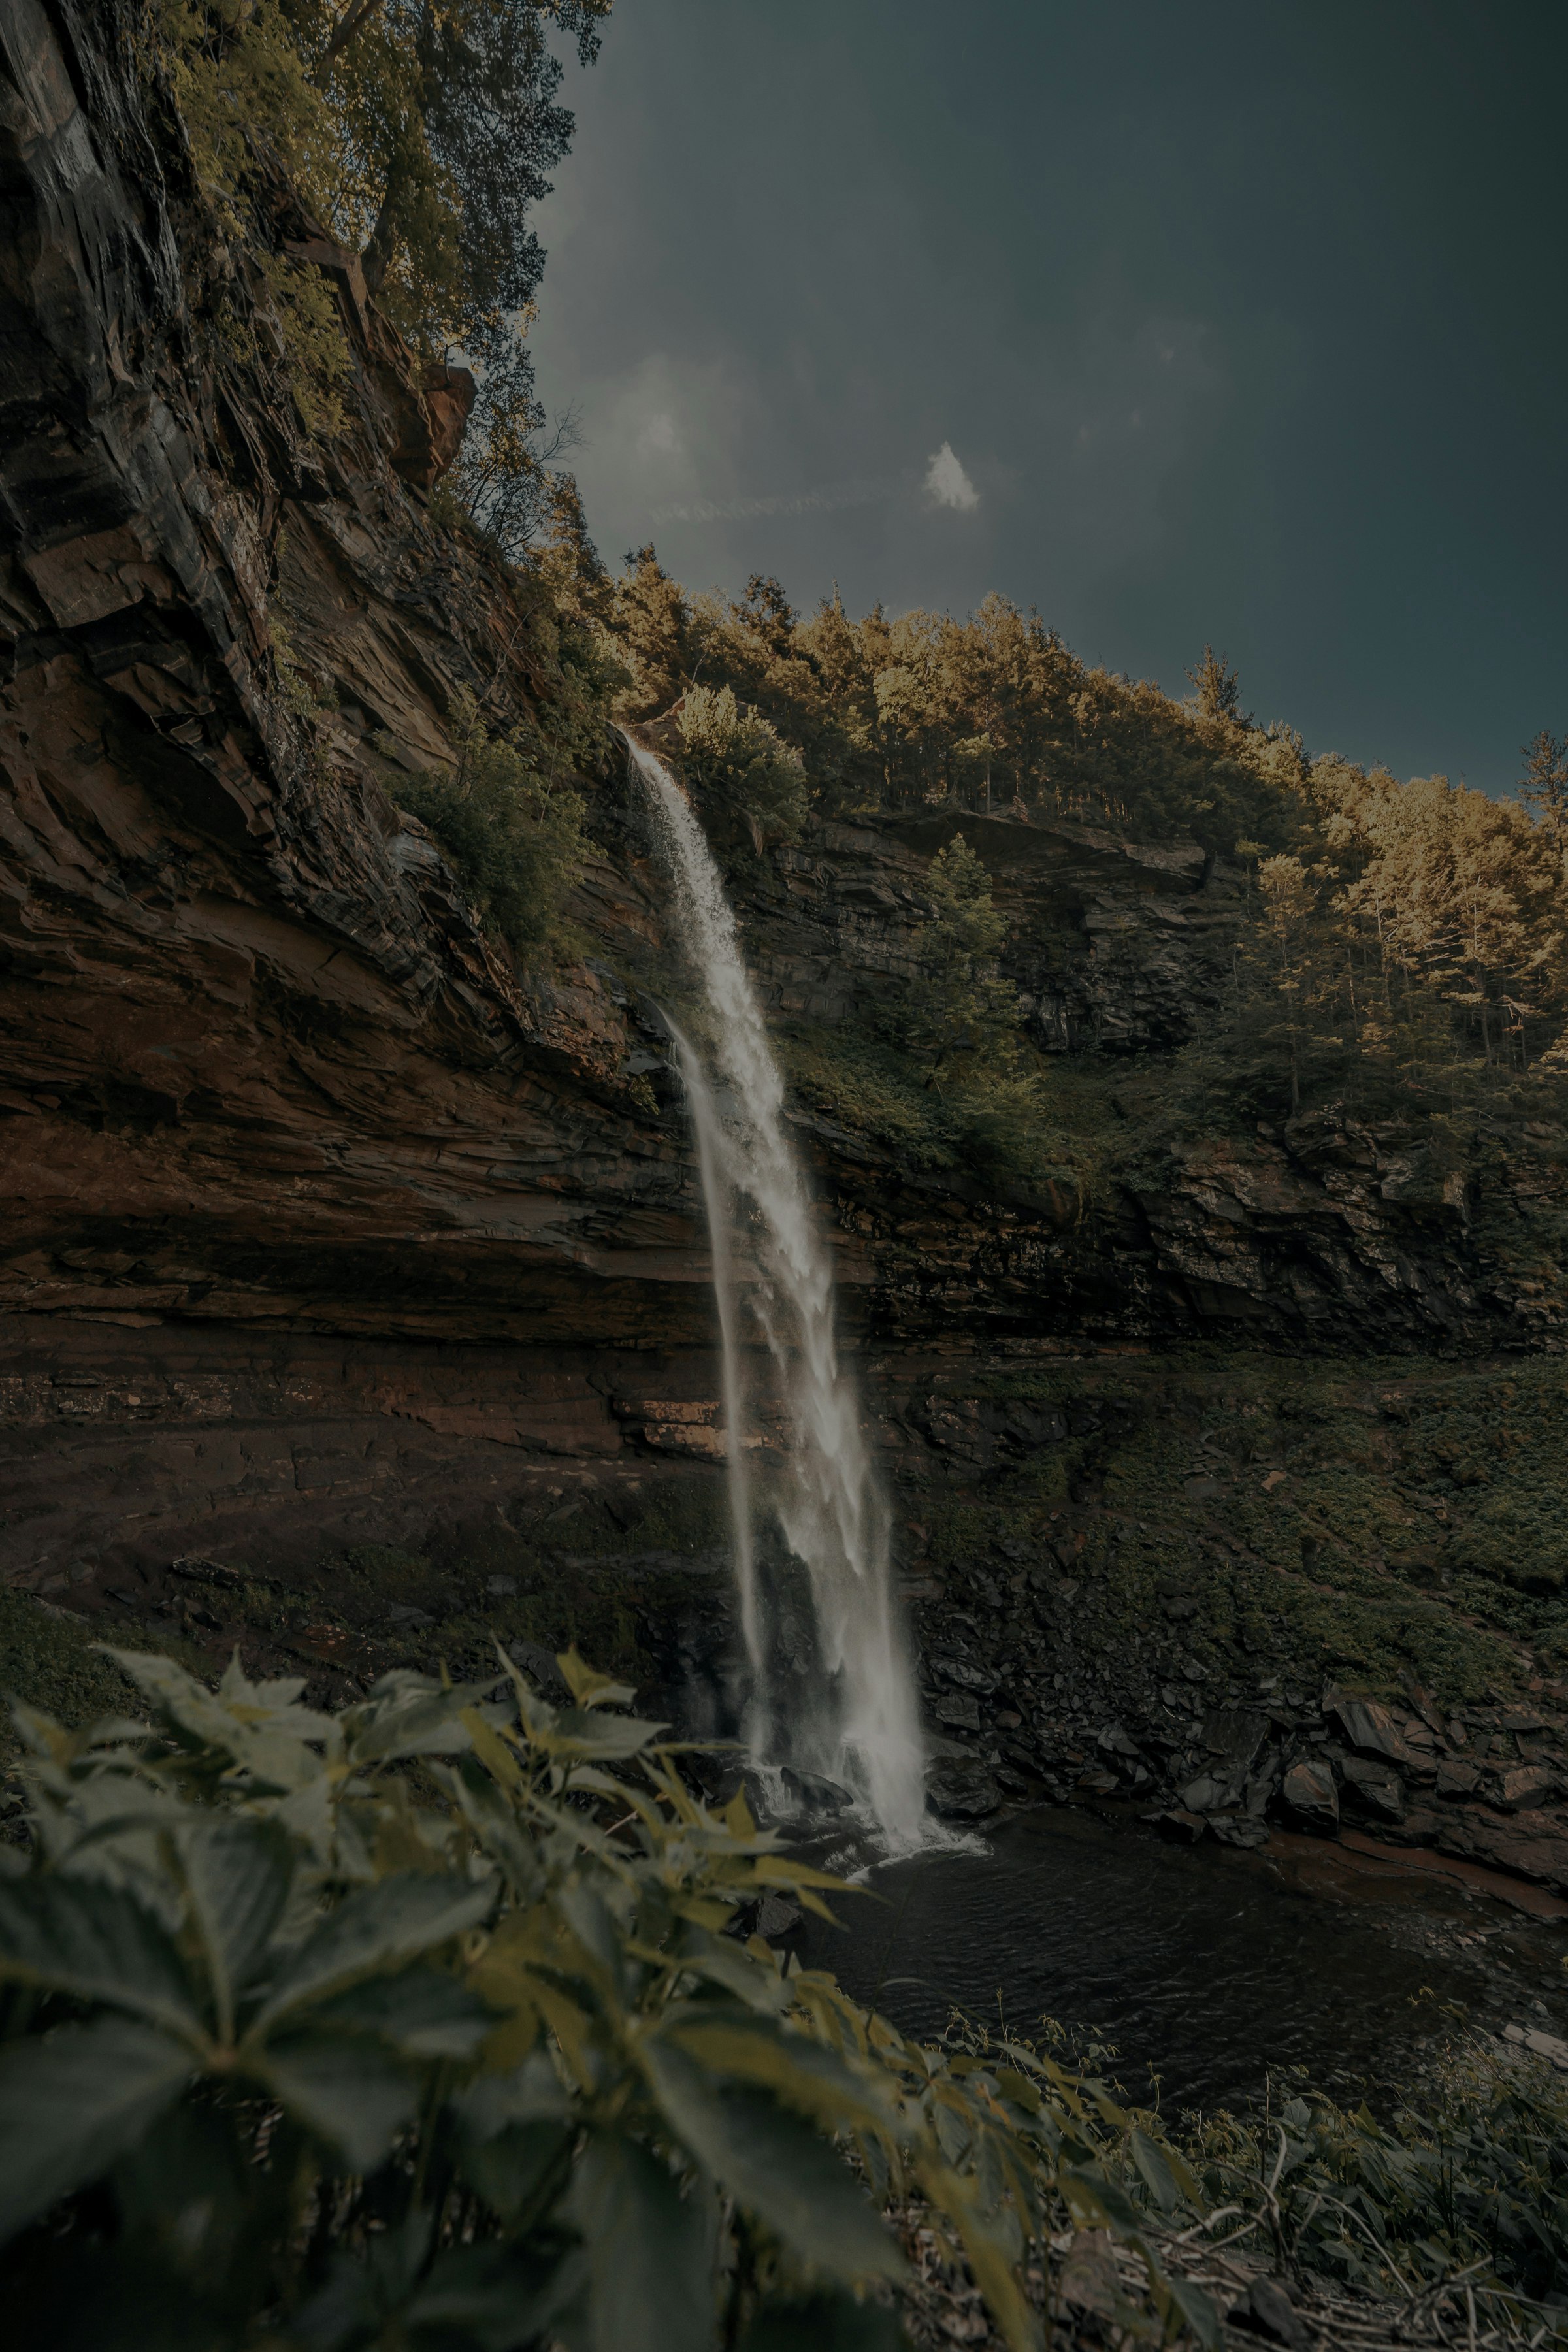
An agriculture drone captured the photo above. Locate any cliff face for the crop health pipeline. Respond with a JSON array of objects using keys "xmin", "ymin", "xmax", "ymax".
[{"xmin": 5, "ymin": 0, "xmax": 1568, "ymax": 1895}]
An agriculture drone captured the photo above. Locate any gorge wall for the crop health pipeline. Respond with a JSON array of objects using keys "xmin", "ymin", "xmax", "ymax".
[{"xmin": 4, "ymin": 0, "xmax": 1567, "ymax": 1893}]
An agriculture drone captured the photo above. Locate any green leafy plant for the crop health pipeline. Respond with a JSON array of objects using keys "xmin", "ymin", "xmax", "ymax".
[
  {"xmin": 393, "ymin": 688, "xmax": 587, "ymax": 960},
  {"xmin": 1185, "ymin": 2053, "xmax": 1568, "ymax": 2309},
  {"xmin": 0, "ymin": 1641, "xmax": 1218, "ymax": 2351}
]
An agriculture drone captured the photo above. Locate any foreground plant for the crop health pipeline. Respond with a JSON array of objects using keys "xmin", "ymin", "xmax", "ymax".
[
  {"xmin": 0, "ymin": 1642, "xmax": 1215, "ymax": 2349},
  {"xmin": 1185, "ymin": 2053, "xmax": 1568, "ymax": 2311}
]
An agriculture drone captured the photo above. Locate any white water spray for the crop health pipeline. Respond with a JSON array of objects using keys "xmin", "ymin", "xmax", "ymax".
[{"xmin": 628, "ymin": 734, "xmax": 928, "ymax": 1851}]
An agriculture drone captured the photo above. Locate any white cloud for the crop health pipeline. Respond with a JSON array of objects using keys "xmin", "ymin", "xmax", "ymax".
[{"xmin": 924, "ymin": 440, "xmax": 979, "ymax": 510}]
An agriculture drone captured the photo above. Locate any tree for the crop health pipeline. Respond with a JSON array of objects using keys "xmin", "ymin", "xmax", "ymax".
[
  {"xmin": 1520, "ymin": 728, "xmax": 1568, "ymax": 842},
  {"xmin": 612, "ymin": 546, "xmax": 695, "ymax": 718},
  {"xmin": 444, "ymin": 340, "xmax": 584, "ymax": 563},
  {"xmin": 303, "ymin": 0, "xmax": 611, "ymax": 344},
  {"xmin": 676, "ymin": 685, "xmax": 808, "ymax": 844},
  {"xmin": 1186, "ymin": 644, "xmax": 1248, "ymax": 724},
  {"xmin": 160, "ymin": 0, "xmax": 610, "ymax": 534},
  {"xmin": 917, "ymin": 835, "xmax": 1017, "ymax": 1078}
]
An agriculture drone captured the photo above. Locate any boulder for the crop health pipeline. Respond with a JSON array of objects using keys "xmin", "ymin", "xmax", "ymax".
[
  {"xmin": 754, "ymin": 1895, "xmax": 802, "ymax": 1939},
  {"xmin": 1211, "ymin": 1816, "xmax": 1269, "ymax": 1849},
  {"xmin": 1340, "ymin": 1754, "xmax": 1405, "ymax": 1821},
  {"xmin": 1328, "ymin": 1697, "xmax": 1412, "ymax": 1765},
  {"xmin": 1435, "ymin": 1803, "xmax": 1568, "ymax": 1891},
  {"xmin": 930, "ymin": 1654, "xmax": 1001, "ymax": 1695},
  {"xmin": 1158, "ymin": 1808, "xmax": 1208, "ymax": 1843},
  {"xmin": 779, "ymin": 1767, "xmax": 853, "ymax": 1814},
  {"xmin": 934, "ymin": 1692, "xmax": 983, "ymax": 1733},
  {"xmin": 926, "ymin": 1758, "xmax": 1001, "ymax": 1818},
  {"xmin": 1435, "ymin": 1759, "xmax": 1481, "ymax": 1798},
  {"xmin": 1202, "ymin": 1707, "xmax": 1269, "ymax": 1776},
  {"xmin": 1495, "ymin": 1765, "xmax": 1555, "ymax": 1811},
  {"xmin": 1282, "ymin": 1756, "xmax": 1339, "ymax": 1828}
]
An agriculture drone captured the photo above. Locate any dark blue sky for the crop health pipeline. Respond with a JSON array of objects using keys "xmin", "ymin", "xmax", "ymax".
[{"xmin": 530, "ymin": 1, "xmax": 1566, "ymax": 793}]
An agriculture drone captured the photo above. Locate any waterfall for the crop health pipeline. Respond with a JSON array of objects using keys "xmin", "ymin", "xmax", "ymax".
[{"xmin": 627, "ymin": 734, "xmax": 927, "ymax": 1851}]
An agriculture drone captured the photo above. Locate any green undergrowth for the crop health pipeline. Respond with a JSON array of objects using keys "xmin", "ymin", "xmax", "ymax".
[
  {"xmin": 0, "ymin": 1593, "xmax": 132, "ymax": 1771},
  {"xmin": 911, "ymin": 1350, "xmax": 1568, "ymax": 1700},
  {"xmin": 1181, "ymin": 2053, "xmax": 1568, "ymax": 2308},
  {"xmin": 1, "ymin": 1643, "xmax": 1564, "ymax": 2343},
  {"xmin": 0, "ymin": 1643, "xmax": 1230, "ymax": 2351},
  {"xmin": 781, "ymin": 1020, "xmax": 1109, "ymax": 1209}
]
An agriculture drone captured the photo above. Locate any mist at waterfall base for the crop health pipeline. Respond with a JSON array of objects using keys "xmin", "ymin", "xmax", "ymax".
[{"xmin": 627, "ymin": 734, "xmax": 928, "ymax": 1852}]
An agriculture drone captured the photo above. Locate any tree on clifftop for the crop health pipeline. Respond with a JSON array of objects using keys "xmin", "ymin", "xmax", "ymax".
[{"xmin": 161, "ymin": 0, "xmax": 610, "ymax": 543}]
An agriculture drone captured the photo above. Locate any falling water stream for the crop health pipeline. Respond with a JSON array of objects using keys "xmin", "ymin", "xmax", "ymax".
[{"xmin": 627, "ymin": 734, "xmax": 928, "ymax": 1850}]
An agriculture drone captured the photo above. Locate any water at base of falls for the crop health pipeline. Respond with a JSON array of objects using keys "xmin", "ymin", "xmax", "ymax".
[{"xmin": 627, "ymin": 732, "xmax": 928, "ymax": 1853}]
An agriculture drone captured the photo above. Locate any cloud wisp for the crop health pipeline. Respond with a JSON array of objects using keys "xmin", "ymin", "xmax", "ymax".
[
  {"xmin": 649, "ymin": 474, "xmax": 900, "ymax": 526},
  {"xmin": 924, "ymin": 441, "xmax": 980, "ymax": 510}
]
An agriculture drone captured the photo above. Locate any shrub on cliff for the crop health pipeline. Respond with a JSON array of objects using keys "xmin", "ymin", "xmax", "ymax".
[
  {"xmin": 394, "ymin": 690, "xmax": 587, "ymax": 960},
  {"xmin": 678, "ymin": 684, "xmax": 810, "ymax": 846},
  {"xmin": 0, "ymin": 1642, "xmax": 1221, "ymax": 2351}
]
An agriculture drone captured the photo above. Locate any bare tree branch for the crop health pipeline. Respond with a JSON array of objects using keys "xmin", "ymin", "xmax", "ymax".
[{"xmin": 312, "ymin": 0, "xmax": 388, "ymax": 88}]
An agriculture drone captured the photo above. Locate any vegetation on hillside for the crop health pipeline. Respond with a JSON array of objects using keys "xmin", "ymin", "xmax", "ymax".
[
  {"xmin": 392, "ymin": 688, "xmax": 591, "ymax": 961},
  {"xmin": 154, "ymin": 0, "xmax": 610, "ymax": 540},
  {"xmin": 583, "ymin": 549, "xmax": 1568, "ymax": 1196}
]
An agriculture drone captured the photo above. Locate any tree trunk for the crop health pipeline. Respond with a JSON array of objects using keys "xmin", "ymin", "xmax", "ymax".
[{"xmin": 361, "ymin": 178, "xmax": 399, "ymax": 295}]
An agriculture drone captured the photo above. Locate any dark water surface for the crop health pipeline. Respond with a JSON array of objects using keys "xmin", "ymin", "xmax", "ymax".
[{"xmin": 796, "ymin": 1806, "xmax": 1512, "ymax": 2114}]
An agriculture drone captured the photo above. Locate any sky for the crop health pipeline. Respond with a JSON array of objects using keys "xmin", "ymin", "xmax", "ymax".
[{"xmin": 527, "ymin": 1, "xmax": 1567, "ymax": 794}]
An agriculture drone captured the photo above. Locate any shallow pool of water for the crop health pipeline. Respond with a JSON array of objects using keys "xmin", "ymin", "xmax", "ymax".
[{"xmin": 794, "ymin": 1805, "xmax": 1547, "ymax": 2113}]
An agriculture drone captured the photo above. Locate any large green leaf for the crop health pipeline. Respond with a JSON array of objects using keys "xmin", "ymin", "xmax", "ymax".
[
  {"xmin": 742, "ymin": 2290, "xmax": 908, "ymax": 2351},
  {"xmin": 105, "ymin": 1647, "xmax": 336, "ymax": 1793},
  {"xmin": 547, "ymin": 1708, "xmax": 666, "ymax": 1760},
  {"xmin": 110, "ymin": 2097, "xmax": 250, "ymax": 2282},
  {"xmin": 660, "ymin": 2010, "xmax": 893, "ymax": 2137},
  {"xmin": 566, "ymin": 2132, "xmax": 716, "ymax": 2352},
  {"xmin": 0, "ymin": 2016, "xmax": 194, "ymax": 2240},
  {"xmin": 308, "ymin": 1963, "xmax": 496, "ymax": 2059},
  {"xmin": 452, "ymin": 2049, "xmax": 570, "ymax": 2139},
  {"xmin": 250, "ymin": 1870, "xmax": 495, "ymax": 2033},
  {"xmin": 176, "ymin": 1818, "xmax": 294, "ymax": 2040},
  {"xmin": 459, "ymin": 2120, "xmax": 574, "ymax": 2225},
  {"xmin": 347, "ymin": 1678, "xmax": 506, "ymax": 1765},
  {"xmin": 0, "ymin": 1876, "xmax": 203, "ymax": 2041},
  {"xmin": 1128, "ymin": 2125, "xmax": 1178, "ymax": 2215},
  {"xmin": 255, "ymin": 2034, "xmax": 418, "ymax": 2171},
  {"xmin": 296, "ymin": 2232, "xmax": 583, "ymax": 2352},
  {"xmin": 406, "ymin": 2244, "xmax": 585, "ymax": 2350},
  {"xmin": 645, "ymin": 2048, "xmax": 905, "ymax": 2287}
]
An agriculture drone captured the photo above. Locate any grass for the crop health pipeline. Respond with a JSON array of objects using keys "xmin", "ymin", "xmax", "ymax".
[{"xmin": 0, "ymin": 1590, "xmax": 134, "ymax": 1767}]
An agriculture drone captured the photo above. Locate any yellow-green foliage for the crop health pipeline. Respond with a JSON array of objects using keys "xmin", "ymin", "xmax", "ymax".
[
  {"xmin": 158, "ymin": 0, "xmax": 350, "ymax": 430},
  {"xmin": 678, "ymin": 683, "xmax": 809, "ymax": 843},
  {"xmin": 602, "ymin": 553, "xmax": 1568, "ymax": 1088}
]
